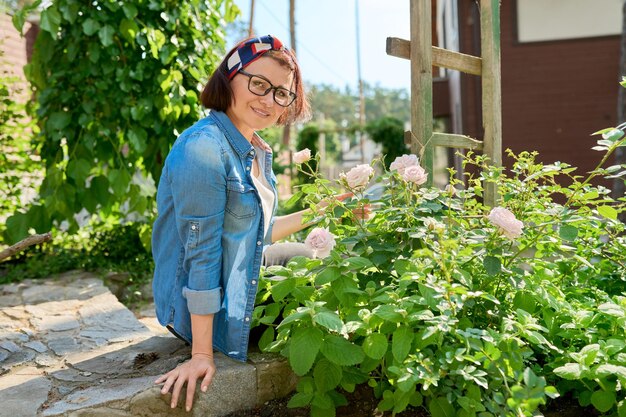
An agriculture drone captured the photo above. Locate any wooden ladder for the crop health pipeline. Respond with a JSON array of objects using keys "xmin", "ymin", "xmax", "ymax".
[{"xmin": 387, "ymin": 0, "xmax": 502, "ymax": 207}]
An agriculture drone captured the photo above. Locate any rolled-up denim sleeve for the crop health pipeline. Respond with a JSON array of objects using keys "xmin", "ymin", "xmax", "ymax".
[{"xmin": 166, "ymin": 131, "xmax": 226, "ymax": 315}]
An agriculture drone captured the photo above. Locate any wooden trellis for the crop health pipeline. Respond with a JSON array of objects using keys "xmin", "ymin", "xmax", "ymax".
[{"xmin": 387, "ymin": 0, "xmax": 502, "ymax": 207}]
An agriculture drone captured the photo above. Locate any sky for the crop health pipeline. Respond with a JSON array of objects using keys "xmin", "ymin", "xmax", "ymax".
[{"xmin": 229, "ymin": 0, "xmax": 412, "ymax": 91}]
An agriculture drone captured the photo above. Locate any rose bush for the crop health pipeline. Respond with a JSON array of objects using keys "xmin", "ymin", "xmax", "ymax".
[{"xmin": 253, "ymin": 126, "xmax": 626, "ymax": 417}]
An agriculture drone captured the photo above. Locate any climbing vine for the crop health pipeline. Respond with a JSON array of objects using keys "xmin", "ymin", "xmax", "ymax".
[{"xmin": 7, "ymin": 0, "xmax": 238, "ymax": 243}]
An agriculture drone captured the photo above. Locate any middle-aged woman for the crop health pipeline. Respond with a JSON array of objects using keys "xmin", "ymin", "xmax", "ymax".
[{"xmin": 151, "ymin": 35, "xmax": 325, "ymax": 411}]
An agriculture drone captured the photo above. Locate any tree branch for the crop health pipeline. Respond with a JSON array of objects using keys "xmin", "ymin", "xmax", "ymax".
[{"xmin": 0, "ymin": 232, "xmax": 52, "ymax": 262}]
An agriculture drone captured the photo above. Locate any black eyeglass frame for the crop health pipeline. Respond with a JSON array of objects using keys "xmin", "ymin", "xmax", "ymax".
[{"xmin": 238, "ymin": 69, "xmax": 297, "ymax": 107}]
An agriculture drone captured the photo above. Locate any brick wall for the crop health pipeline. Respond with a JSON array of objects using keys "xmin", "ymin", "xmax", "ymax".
[
  {"xmin": 458, "ymin": 1, "xmax": 621, "ymax": 179},
  {"xmin": 0, "ymin": 13, "xmax": 38, "ymax": 96}
]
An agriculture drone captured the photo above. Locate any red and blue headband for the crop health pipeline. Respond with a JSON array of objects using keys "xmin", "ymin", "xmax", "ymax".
[{"xmin": 226, "ymin": 35, "xmax": 285, "ymax": 80}]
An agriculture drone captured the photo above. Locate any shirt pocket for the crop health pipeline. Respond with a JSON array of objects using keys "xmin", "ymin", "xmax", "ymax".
[{"xmin": 225, "ymin": 178, "xmax": 258, "ymax": 219}]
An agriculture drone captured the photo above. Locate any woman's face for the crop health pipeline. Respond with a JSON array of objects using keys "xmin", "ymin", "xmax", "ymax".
[{"xmin": 226, "ymin": 56, "xmax": 294, "ymax": 141}]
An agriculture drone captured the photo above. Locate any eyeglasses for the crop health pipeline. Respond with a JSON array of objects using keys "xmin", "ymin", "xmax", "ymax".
[{"xmin": 238, "ymin": 70, "xmax": 297, "ymax": 107}]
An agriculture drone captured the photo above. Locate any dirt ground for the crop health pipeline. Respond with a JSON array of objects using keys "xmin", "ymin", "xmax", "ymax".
[{"xmin": 222, "ymin": 390, "xmax": 593, "ymax": 417}]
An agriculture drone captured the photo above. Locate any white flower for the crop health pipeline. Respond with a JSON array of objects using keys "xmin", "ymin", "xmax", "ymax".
[
  {"xmin": 304, "ymin": 227, "xmax": 336, "ymax": 258},
  {"xmin": 445, "ymin": 184, "xmax": 457, "ymax": 197},
  {"xmin": 293, "ymin": 148, "xmax": 311, "ymax": 164},
  {"xmin": 423, "ymin": 217, "xmax": 444, "ymax": 232},
  {"xmin": 488, "ymin": 207, "xmax": 524, "ymax": 240},
  {"xmin": 343, "ymin": 164, "xmax": 374, "ymax": 190},
  {"xmin": 402, "ymin": 165, "xmax": 428, "ymax": 185},
  {"xmin": 389, "ymin": 154, "xmax": 419, "ymax": 175}
]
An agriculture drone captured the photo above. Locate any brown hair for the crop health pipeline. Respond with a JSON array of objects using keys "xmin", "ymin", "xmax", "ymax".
[{"xmin": 200, "ymin": 37, "xmax": 311, "ymax": 125}]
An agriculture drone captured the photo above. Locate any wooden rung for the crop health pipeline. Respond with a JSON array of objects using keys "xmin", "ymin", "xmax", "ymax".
[
  {"xmin": 431, "ymin": 132, "xmax": 483, "ymax": 150},
  {"xmin": 386, "ymin": 37, "xmax": 482, "ymax": 76}
]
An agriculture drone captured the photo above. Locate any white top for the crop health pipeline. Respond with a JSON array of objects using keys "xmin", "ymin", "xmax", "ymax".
[{"xmin": 251, "ymin": 153, "xmax": 275, "ymax": 240}]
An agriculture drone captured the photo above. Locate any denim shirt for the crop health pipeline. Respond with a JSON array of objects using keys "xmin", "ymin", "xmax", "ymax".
[{"xmin": 151, "ymin": 110, "xmax": 277, "ymax": 362}]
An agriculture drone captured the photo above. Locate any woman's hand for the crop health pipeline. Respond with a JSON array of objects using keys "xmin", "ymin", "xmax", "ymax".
[
  {"xmin": 319, "ymin": 192, "xmax": 372, "ymax": 220},
  {"xmin": 155, "ymin": 353, "xmax": 216, "ymax": 412}
]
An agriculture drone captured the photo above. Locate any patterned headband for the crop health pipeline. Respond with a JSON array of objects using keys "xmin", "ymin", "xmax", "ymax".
[{"xmin": 226, "ymin": 35, "xmax": 285, "ymax": 80}]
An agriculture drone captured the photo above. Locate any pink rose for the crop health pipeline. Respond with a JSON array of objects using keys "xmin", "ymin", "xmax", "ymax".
[
  {"xmin": 389, "ymin": 154, "xmax": 419, "ymax": 175},
  {"xmin": 488, "ymin": 207, "xmax": 524, "ymax": 240},
  {"xmin": 293, "ymin": 148, "xmax": 311, "ymax": 164},
  {"xmin": 304, "ymin": 227, "xmax": 336, "ymax": 258},
  {"xmin": 402, "ymin": 165, "xmax": 428, "ymax": 185},
  {"xmin": 343, "ymin": 164, "xmax": 374, "ymax": 190}
]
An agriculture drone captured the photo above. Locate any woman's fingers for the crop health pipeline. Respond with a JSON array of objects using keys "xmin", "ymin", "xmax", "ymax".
[
  {"xmin": 201, "ymin": 366, "xmax": 216, "ymax": 392},
  {"xmin": 170, "ymin": 373, "xmax": 187, "ymax": 408},
  {"xmin": 336, "ymin": 192, "xmax": 353, "ymax": 201},
  {"xmin": 185, "ymin": 375, "xmax": 198, "ymax": 412}
]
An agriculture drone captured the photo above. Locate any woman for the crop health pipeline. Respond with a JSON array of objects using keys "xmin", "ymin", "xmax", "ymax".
[{"xmin": 151, "ymin": 35, "xmax": 315, "ymax": 411}]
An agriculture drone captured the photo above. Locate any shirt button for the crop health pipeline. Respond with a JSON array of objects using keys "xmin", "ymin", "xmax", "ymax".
[
  {"xmin": 246, "ymin": 166, "xmax": 250, "ymax": 171},
  {"xmin": 250, "ymin": 150, "xmax": 255, "ymax": 157},
  {"xmin": 251, "ymin": 280, "xmax": 257, "ymax": 285},
  {"xmin": 257, "ymin": 241, "xmax": 262, "ymax": 246},
  {"xmin": 191, "ymin": 225, "xmax": 197, "ymax": 230},
  {"xmin": 245, "ymin": 317, "xmax": 250, "ymax": 322}
]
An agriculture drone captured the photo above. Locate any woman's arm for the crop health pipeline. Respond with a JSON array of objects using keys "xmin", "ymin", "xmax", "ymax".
[
  {"xmin": 156, "ymin": 314, "xmax": 216, "ymax": 411},
  {"xmin": 270, "ymin": 208, "xmax": 312, "ymax": 242}
]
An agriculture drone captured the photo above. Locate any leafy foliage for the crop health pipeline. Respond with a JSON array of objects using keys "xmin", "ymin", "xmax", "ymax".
[
  {"xmin": 6, "ymin": 0, "xmax": 238, "ymax": 243},
  {"xmin": 254, "ymin": 124, "xmax": 626, "ymax": 416},
  {"xmin": 0, "ymin": 222, "xmax": 154, "ymax": 304},
  {"xmin": 0, "ymin": 51, "xmax": 40, "ymax": 238},
  {"xmin": 365, "ymin": 116, "xmax": 407, "ymax": 164}
]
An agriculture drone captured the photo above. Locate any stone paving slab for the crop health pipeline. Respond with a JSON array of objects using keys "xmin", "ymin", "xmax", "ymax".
[{"xmin": 0, "ymin": 270, "xmax": 297, "ymax": 416}]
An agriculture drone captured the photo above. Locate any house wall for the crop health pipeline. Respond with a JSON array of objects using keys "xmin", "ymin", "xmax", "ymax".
[
  {"xmin": 457, "ymin": 1, "xmax": 621, "ymax": 178},
  {"xmin": 0, "ymin": 13, "xmax": 38, "ymax": 95}
]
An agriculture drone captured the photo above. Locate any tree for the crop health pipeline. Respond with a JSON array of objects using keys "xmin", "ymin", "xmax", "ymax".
[
  {"xmin": 365, "ymin": 116, "xmax": 407, "ymax": 164},
  {"xmin": 6, "ymin": 0, "xmax": 239, "ymax": 243}
]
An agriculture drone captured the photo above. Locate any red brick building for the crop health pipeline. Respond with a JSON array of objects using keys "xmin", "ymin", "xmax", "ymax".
[{"xmin": 436, "ymin": 0, "xmax": 622, "ymax": 178}]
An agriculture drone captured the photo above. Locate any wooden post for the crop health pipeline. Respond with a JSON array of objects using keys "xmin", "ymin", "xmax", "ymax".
[
  {"xmin": 410, "ymin": 0, "xmax": 434, "ymax": 185},
  {"xmin": 480, "ymin": 0, "xmax": 502, "ymax": 207}
]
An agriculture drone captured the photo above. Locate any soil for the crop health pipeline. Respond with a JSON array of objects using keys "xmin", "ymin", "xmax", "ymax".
[
  {"xmin": 222, "ymin": 390, "xmax": 594, "ymax": 417},
  {"xmin": 222, "ymin": 384, "xmax": 428, "ymax": 417}
]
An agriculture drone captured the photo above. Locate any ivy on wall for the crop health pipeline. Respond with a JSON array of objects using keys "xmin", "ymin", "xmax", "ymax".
[{"xmin": 7, "ymin": 0, "xmax": 239, "ymax": 243}]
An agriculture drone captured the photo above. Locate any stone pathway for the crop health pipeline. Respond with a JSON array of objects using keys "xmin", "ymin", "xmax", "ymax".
[{"xmin": 0, "ymin": 270, "xmax": 296, "ymax": 417}]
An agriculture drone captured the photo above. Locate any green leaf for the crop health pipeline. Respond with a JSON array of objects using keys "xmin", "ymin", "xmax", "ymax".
[
  {"xmin": 287, "ymin": 392, "xmax": 313, "ymax": 408},
  {"xmin": 311, "ymin": 404, "xmax": 335, "ymax": 417},
  {"xmin": 321, "ymin": 335, "xmax": 365, "ymax": 366},
  {"xmin": 602, "ymin": 128, "xmax": 625, "ymax": 143},
  {"xmin": 559, "ymin": 225, "xmax": 578, "ymax": 241},
  {"xmin": 343, "ymin": 256, "xmax": 373, "ymax": 270},
  {"xmin": 66, "ymin": 159, "xmax": 91, "ymax": 182},
  {"xmin": 40, "ymin": 5, "xmax": 61, "ymax": 38},
  {"xmin": 513, "ymin": 291, "xmax": 536, "ymax": 314},
  {"xmin": 313, "ymin": 311, "xmax": 344, "ymax": 333},
  {"xmin": 98, "ymin": 25, "xmax": 115, "ymax": 47},
  {"xmin": 82, "ymin": 18, "xmax": 101, "ymax": 36},
  {"xmin": 553, "ymin": 363, "xmax": 584, "ymax": 380},
  {"xmin": 313, "ymin": 359, "xmax": 343, "ymax": 392},
  {"xmin": 429, "ymin": 396, "xmax": 456, "ymax": 417},
  {"xmin": 598, "ymin": 205, "xmax": 618, "ymax": 220},
  {"xmin": 591, "ymin": 390, "xmax": 616, "ymax": 413},
  {"xmin": 108, "ymin": 169, "xmax": 131, "ymax": 197},
  {"xmin": 258, "ymin": 326, "xmax": 274, "ymax": 351},
  {"xmin": 270, "ymin": 278, "xmax": 296, "ymax": 302},
  {"xmin": 315, "ymin": 267, "xmax": 341, "ymax": 285},
  {"xmin": 127, "ymin": 126, "xmax": 148, "ymax": 153},
  {"xmin": 122, "ymin": 3, "xmax": 138, "ymax": 19},
  {"xmin": 372, "ymin": 305, "xmax": 403, "ymax": 322},
  {"xmin": 362, "ymin": 333, "xmax": 388, "ymax": 360},
  {"xmin": 87, "ymin": 175, "xmax": 110, "ymax": 207},
  {"xmin": 483, "ymin": 255, "xmax": 501, "ymax": 276},
  {"xmin": 120, "ymin": 19, "xmax": 139, "ymax": 44},
  {"xmin": 47, "ymin": 111, "xmax": 71, "ymax": 131},
  {"xmin": 290, "ymin": 327, "xmax": 324, "ymax": 376},
  {"xmin": 392, "ymin": 326, "xmax": 413, "ymax": 362}
]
